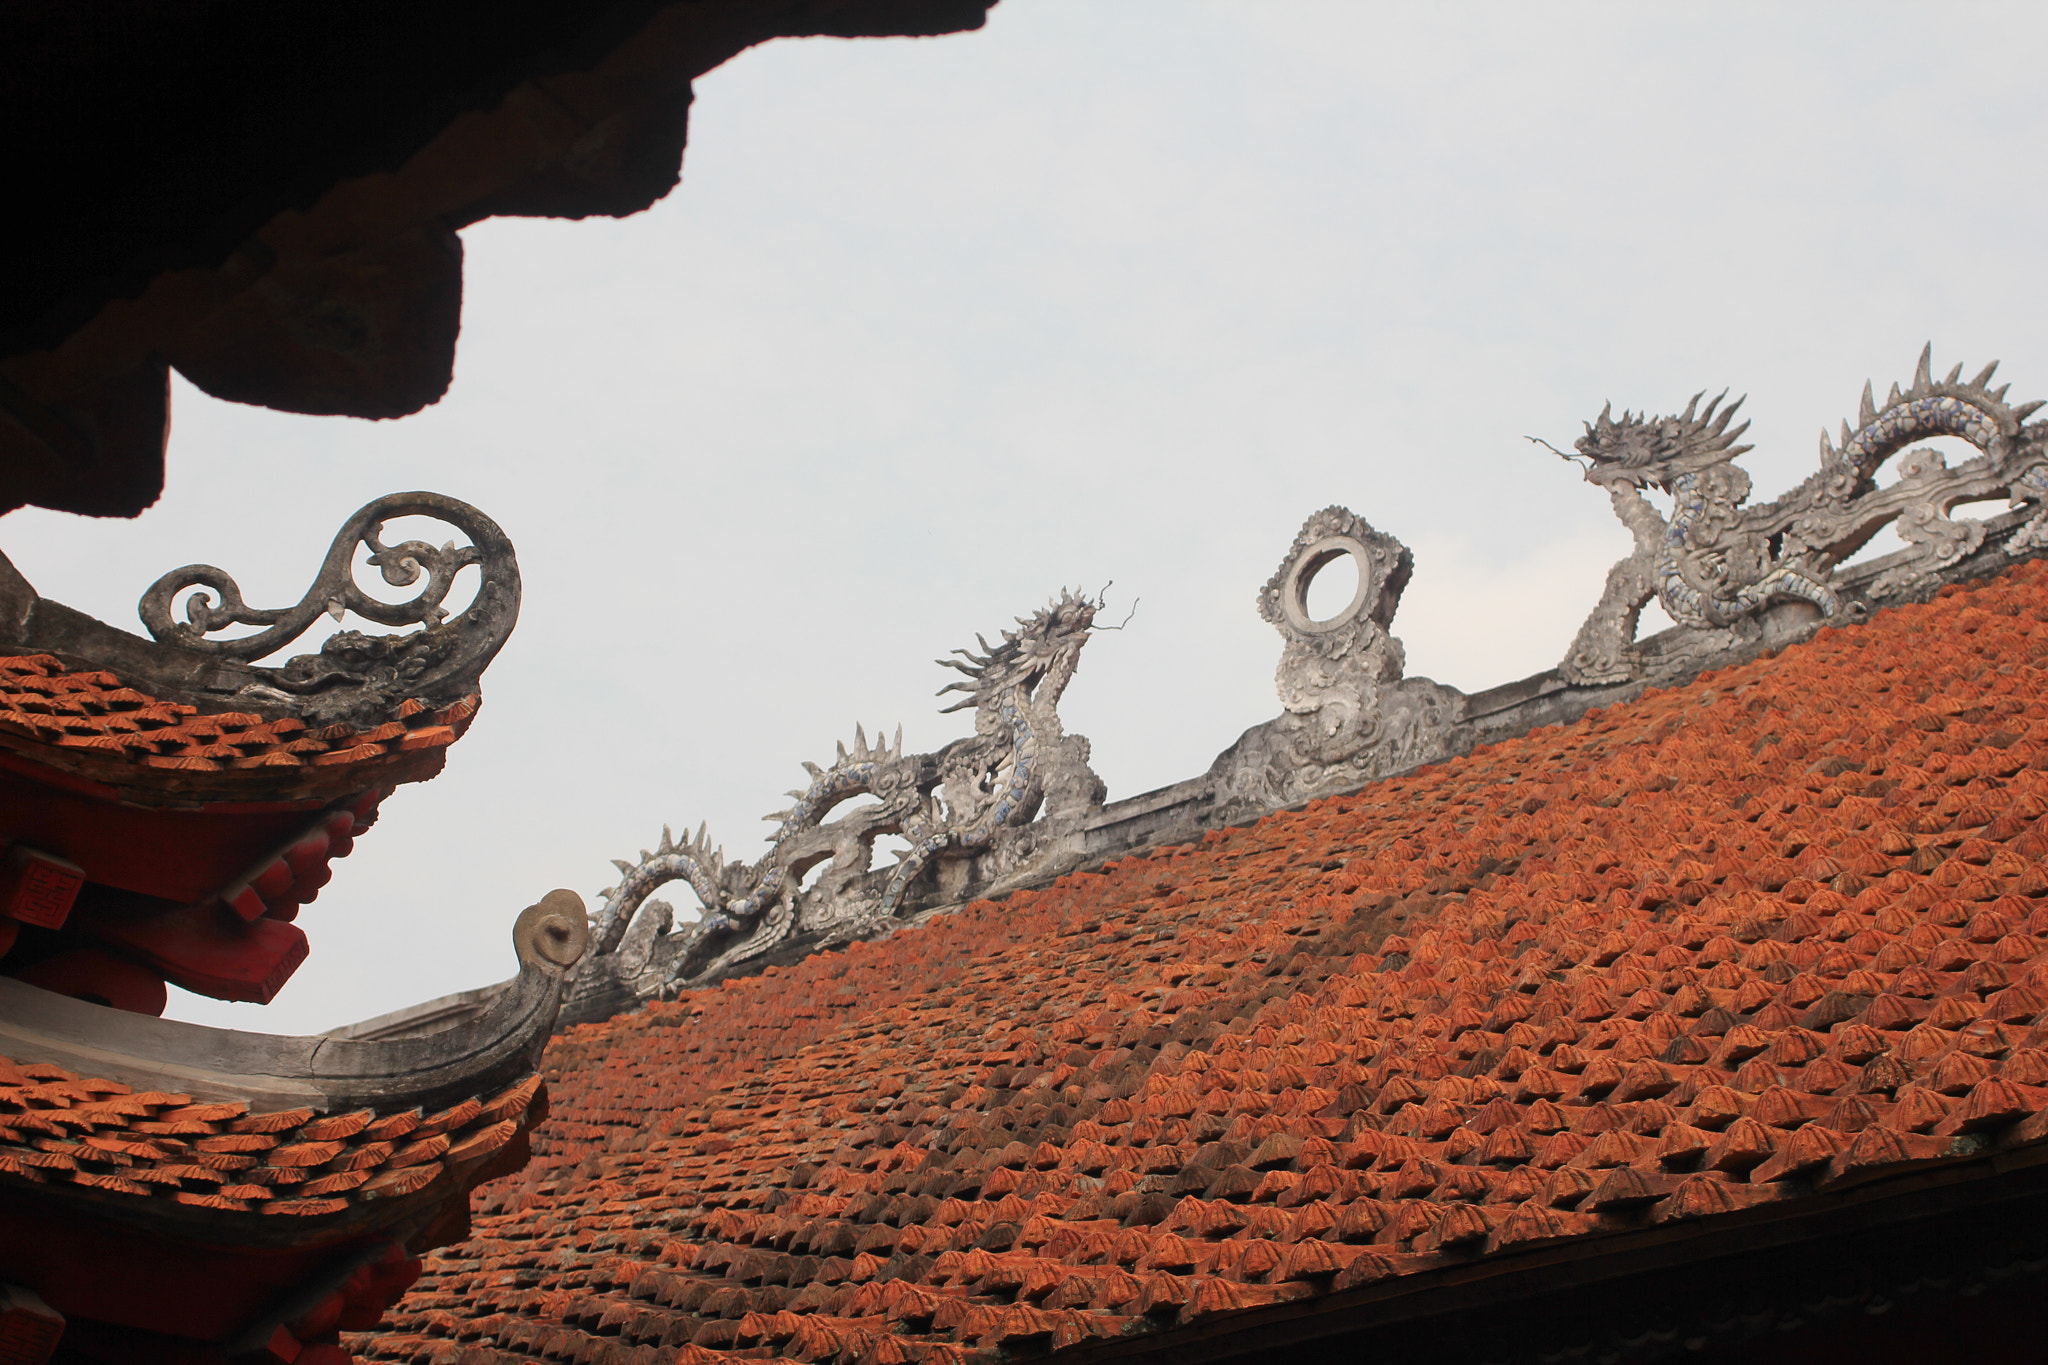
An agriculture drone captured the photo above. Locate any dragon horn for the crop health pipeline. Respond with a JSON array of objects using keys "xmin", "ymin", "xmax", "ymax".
[
  {"xmin": 659, "ymin": 825, "xmax": 675, "ymax": 854},
  {"xmin": 2015, "ymin": 400, "xmax": 2044, "ymax": 422},
  {"xmin": 836, "ymin": 739, "xmax": 847, "ymax": 761},
  {"xmin": 1944, "ymin": 361, "xmax": 1964, "ymax": 385},
  {"xmin": 1678, "ymin": 391, "xmax": 1703, "ymax": 423},
  {"xmin": 1991, "ymin": 384, "xmax": 2010, "ymax": 403},
  {"xmin": 1859, "ymin": 381, "xmax": 1877, "ymax": 427},
  {"xmin": 1818, "ymin": 427, "xmax": 1836, "ymax": 460},
  {"xmin": 1914, "ymin": 342, "xmax": 1934, "ymax": 392},
  {"xmin": 802, "ymin": 760, "xmax": 824, "ymax": 779},
  {"xmin": 1972, "ymin": 360, "xmax": 2001, "ymax": 389},
  {"xmin": 1703, "ymin": 392, "xmax": 1737, "ymax": 433},
  {"xmin": 612, "ymin": 859, "xmax": 635, "ymax": 874},
  {"xmin": 895, "ymin": 724, "xmax": 904, "ymax": 753},
  {"xmin": 1840, "ymin": 420, "xmax": 1854, "ymax": 450}
]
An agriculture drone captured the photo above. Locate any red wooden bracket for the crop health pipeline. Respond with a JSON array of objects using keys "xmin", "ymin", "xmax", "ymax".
[
  {"xmin": 216, "ymin": 807, "xmax": 359, "ymax": 923},
  {"xmin": 0, "ymin": 1281, "xmax": 66, "ymax": 1365}
]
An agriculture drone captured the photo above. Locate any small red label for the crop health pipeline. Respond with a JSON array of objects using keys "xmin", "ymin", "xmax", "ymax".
[{"xmin": 3, "ymin": 853, "xmax": 83, "ymax": 930}]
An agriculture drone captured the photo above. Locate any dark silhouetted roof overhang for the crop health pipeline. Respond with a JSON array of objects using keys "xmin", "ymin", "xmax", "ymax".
[{"xmin": 0, "ymin": 0, "xmax": 995, "ymax": 518}]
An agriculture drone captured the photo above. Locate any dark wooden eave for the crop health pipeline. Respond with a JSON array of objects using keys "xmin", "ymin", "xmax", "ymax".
[{"xmin": 0, "ymin": 0, "xmax": 996, "ymax": 518}]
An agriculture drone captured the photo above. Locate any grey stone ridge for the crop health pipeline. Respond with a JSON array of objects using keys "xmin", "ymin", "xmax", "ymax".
[{"xmin": 559, "ymin": 346, "xmax": 2048, "ymax": 1027}]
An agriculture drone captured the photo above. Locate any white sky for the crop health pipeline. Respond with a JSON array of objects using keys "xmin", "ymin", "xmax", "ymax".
[{"xmin": 9, "ymin": 2, "xmax": 2048, "ymax": 1033}]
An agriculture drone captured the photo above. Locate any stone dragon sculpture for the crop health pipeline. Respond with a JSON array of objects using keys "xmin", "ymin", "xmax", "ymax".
[
  {"xmin": 1559, "ymin": 345, "xmax": 2048, "ymax": 684},
  {"xmin": 888, "ymin": 588, "xmax": 1104, "ymax": 907},
  {"xmin": 557, "ymin": 345, "xmax": 2048, "ymax": 1026},
  {"xmin": 584, "ymin": 591, "xmax": 1104, "ymax": 988}
]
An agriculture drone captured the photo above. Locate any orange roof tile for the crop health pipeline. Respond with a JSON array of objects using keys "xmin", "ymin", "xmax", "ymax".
[
  {"xmin": 357, "ymin": 560, "xmax": 2048, "ymax": 1363},
  {"xmin": 0, "ymin": 1058, "xmax": 545, "ymax": 1219},
  {"xmin": 0, "ymin": 654, "xmax": 478, "ymax": 802}
]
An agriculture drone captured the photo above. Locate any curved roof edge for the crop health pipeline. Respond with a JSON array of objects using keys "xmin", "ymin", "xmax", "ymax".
[{"xmin": 0, "ymin": 890, "xmax": 587, "ymax": 1113}]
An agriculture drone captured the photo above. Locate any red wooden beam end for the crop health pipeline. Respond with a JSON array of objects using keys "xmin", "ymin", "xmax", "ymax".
[
  {"xmin": 92, "ymin": 906, "xmax": 309, "ymax": 1005},
  {"xmin": 0, "ymin": 1282, "xmax": 65, "ymax": 1365},
  {"xmin": 0, "ymin": 847, "xmax": 84, "ymax": 931}
]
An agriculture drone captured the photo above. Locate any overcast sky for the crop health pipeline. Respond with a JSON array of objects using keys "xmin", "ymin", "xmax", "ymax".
[{"xmin": 9, "ymin": 2, "xmax": 2048, "ymax": 1033}]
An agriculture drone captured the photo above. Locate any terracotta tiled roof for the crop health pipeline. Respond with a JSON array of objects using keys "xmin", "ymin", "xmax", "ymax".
[
  {"xmin": 361, "ymin": 561, "xmax": 2048, "ymax": 1365},
  {"xmin": 0, "ymin": 653, "xmax": 477, "ymax": 796},
  {"xmin": 0, "ymin": 1056, "xmax": 545, "ymax": 1217}
]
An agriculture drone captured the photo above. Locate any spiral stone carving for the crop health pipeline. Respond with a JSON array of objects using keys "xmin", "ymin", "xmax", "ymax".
[
  {"xmin": 137, "ymin": 491, "xmax": 520, "ymax": 720},
  {"xmin": 515, "ymin": 890, "xmax": 591, "ymax": 972}
]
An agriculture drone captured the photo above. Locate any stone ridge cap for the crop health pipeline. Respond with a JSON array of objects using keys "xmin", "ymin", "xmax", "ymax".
[{"xmin": 363, "ymin": 553, "xmax": 2048, "ymax": 1365}]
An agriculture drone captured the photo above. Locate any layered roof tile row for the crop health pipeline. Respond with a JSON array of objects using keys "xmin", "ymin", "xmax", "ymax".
[
  {"xmin": 0, "ymin": 1058, "xmax": 545, "ymax": 1217},
  {"xmin": 0, "ymin": 654, "xmax": 475, "ymax": 776},
  {"xmin": 361, "ymin": 560, "xmax": 2048, "ymax": 1365}
]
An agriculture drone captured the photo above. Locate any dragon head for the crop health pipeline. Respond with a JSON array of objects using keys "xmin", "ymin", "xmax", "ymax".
[
  {"xmin": 1571, "ymin": 390, "xmax": 1752, "ymax": 490},
  {"xmin": 936, "ymin": 589, "xmax": 1100, "ymax": 717}
]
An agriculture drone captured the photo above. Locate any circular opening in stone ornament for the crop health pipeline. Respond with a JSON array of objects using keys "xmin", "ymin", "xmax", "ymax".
[{"xmin": 1283, "ymin": 535, "xmax": 1374, "ymax": 634}]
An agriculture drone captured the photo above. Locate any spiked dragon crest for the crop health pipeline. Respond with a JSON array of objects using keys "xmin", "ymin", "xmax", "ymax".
[
  {"xmin": 584, "ymin": 589, "xmax": 1109, "ymax": 988},
  {"xmin": 1573, "ymin": 390, "xmax": 1753, "ymax": 489},
  {"xmin": 936, "ymin": 588, "xmax": 1100, "ymax": 716}
]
